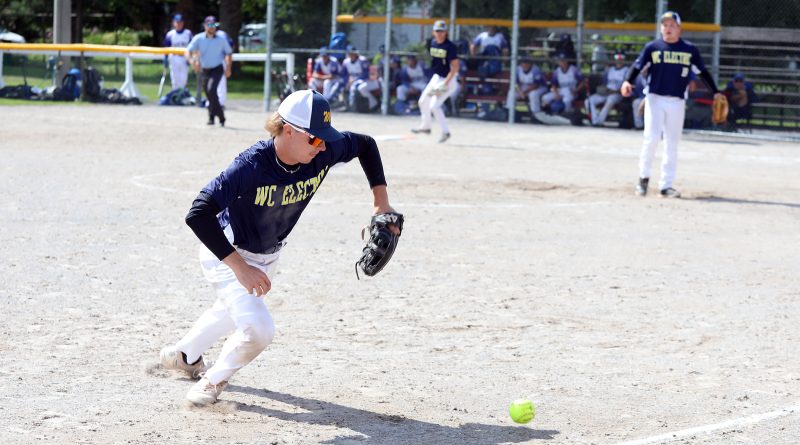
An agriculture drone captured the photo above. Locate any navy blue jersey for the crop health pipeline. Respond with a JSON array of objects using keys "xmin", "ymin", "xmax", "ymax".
[
  {"xmin": 429, "ymin": 39, "xmax": 458, "ymax": 78},
  {"xmin": 633, "ymin": 39, "xmax": 706, "ymax": 99},
  {"xmin": 202, "ymin": 133, "xmax": 361, "ymax": 253}
]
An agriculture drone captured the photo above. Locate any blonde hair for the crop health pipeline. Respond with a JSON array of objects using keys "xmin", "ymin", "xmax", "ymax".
[{"xmin": 265, "ymin": 112, "xmax": 285, "ymax": 137}]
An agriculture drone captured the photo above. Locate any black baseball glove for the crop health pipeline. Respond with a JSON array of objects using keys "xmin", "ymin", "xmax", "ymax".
[{"xmin": 355, "ymin": 212, "xmax": 404, "ymax": 279}]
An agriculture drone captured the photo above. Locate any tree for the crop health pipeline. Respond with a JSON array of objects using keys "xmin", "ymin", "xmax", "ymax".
[{"xmin": 220, "ymin": 0, "xmax": 242, "ymax": 51}]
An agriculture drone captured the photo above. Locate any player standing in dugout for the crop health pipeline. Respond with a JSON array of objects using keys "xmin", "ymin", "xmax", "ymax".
[
  {"xmin": 159, "ymin": 90, "xmax": 402, "ymax": 406},
  {"xmin": 621, "ymin": 11, "xmax": 724, "ymax": 198}
]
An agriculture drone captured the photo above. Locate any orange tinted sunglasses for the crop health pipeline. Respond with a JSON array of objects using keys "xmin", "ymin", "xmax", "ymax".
[{"xmin": 283, "ymin": 120, "xmax": 324, "ymax": 147}]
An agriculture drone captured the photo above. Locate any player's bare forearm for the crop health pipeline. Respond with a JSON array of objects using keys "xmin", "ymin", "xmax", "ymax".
[
  {"xmin": 371, "ymin": 185, "xmax": 400, "ymax": 235},
  {"xmin": 445, "ymin": 59, "xmax": 460, "ymax": 84},
  {"xmin": 371, "ymin": 185, "xmax": 393, "ymax": 214},
  {"xmin": 224, "ymin": 55, "xmax": 233, "ymax": 77},
  {"xmin": 223, "ymin": 251, "xmax": 272, "ymax": 296}
]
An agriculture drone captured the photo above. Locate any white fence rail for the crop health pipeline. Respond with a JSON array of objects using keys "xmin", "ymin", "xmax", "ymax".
[{"xmin": 0, "ymin": 44, "xmax": 293, "ymax": 102}]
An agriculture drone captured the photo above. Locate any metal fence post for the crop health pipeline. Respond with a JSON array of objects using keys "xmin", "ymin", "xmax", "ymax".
[
  {"xmin": 449, "ymin": 0, "xmax": 456, "ymax": 37},
  {"xmin": 331, "ymin": 0, "xmax": 338, "ymax": 38},
  {"xmin": 508, "ymin": 0, "xmax": 520, "ymax": 124},
  {"xmin": 655, "ymin": 0, "xmax": 667, "ymax": 39},
  {"xmin": 576, "ymin": 0, "xmax": 584, "ymax": 69},
  {"xmin": 0, "ymin": 51, "xmax": 5, "ymax": 88},
  {"xmin": 381, "ymin": 0, "xmax": 393, "ymax": 116},
  {"xmin": 264, "ymin": 0, "xmax": 275, "ymax": 112},
  {"xmin": 53, "ymin": 0, "xmax": 71, "ymax": 85},
  {"xmin": 712, "ymin": 0, "xmax": 722, "ymax": 85}
]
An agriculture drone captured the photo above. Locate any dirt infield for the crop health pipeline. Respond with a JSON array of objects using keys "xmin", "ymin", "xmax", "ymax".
[{"xmin": 1, "ymin": 102, "xmax": 799, "ymax": 445}]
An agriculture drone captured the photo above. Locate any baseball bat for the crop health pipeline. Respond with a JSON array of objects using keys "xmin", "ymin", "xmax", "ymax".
[{"xmin": 157, "ymin": 57, "xmax": 168, "ymax": 98}]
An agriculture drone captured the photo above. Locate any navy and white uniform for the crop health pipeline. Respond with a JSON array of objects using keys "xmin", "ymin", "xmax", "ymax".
[
  {"xmin": 179, "ymin": 132, "xmax": 387, "ymax": 385},
  {"xmin": 342, "ymin": 55, "xmax": 372, "ymax": 108},
  {"xmin": 164, "ymin": 28, "xmax": 193, "ymax": 89},
  {"xmin": 515, "ymin": 64, "xmax": 547, "ymax": 112},
  {"xmin": 542, "ymin": 64, "xmax": 583, "ymax": 112},
  {"xmin": 588, "ymin": 65, "xmax": 629, "ymax": 125},
  {"xmin": 417, "ymin": 38, "xmax": 459, "ymax": 135},
  {"xmin": 311, "ymin": 57, "xmax": 343, "ymax": 101},
  {"xmin": 627, "ymin": 38, "xmax": 717, "ymax": 190}
]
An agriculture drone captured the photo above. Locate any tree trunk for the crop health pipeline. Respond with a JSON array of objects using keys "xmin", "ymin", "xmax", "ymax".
[
  {"xmin": 219, "ymin": 0, "xmax": 242, "ymax": 74},
  {"xmin": 74, "ymin": 0, "xmax": 83, "ymax": 44},
  {"xmin": 175, "ymin": 0, "xmax": 197, "ymax": 34}
]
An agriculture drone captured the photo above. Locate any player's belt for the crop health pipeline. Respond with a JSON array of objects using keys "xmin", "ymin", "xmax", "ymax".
[
  {"xmin": 237, "ymin": 241, "xmax": 285, "ymax": 256},
  {"xmin": 258, "ymin": 241, "xmax": 285, "ymax": 255}
]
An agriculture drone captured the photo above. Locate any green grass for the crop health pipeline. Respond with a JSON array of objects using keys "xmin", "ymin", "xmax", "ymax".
[{"xmin": 2, "ymin": 56, "xmax": 289, "ymax": 102}]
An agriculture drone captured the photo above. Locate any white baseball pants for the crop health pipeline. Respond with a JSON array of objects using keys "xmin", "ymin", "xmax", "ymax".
[
  {"xmin": 542, "ymin": 87, "xmax": 575, "ymax": 112},
  {"xmin": 175, "ymin": 242, "xmax": 279, "ymax": 385},
  {"xmin": 516, "ymin": 86, "xmax": 547, "ymax": 113},
  {"xmin": 588, "ymin": 92, "xmax": 623, "ymax": 125},
  {"xmin": 396, "ymin": 81, "xmax": 427, "ymax": 101},
  {"xmin": 638, "ymin": 93, "xmax": 686, "ymax": 190},
  {"xmin": 168, "ymin": 55, "xmax": 189, "ymax": 90},
  {"xmin": 217, "ymin": 75, "xmax": 227, "ymax": 107},
  {"xmin": 417, "ymin": 74, "xmax": 459, "ymax": 134},
  {"xmin": 633, "ymin": 97, "xmax": 645, "ymax": 129},
  {"xmin": 355, "ymin": 79, "xmax": 380, "ymax": 108}
]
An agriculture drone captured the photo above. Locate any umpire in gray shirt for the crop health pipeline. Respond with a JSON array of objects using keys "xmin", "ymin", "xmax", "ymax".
[{"xmin": 186, "ymin": 15, "xmax": 232, "ymax": 126}]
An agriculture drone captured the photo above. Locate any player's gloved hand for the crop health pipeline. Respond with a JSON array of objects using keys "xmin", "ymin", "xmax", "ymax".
[
  {"xmin": 355, "ymin": 212, "xmax": 404, "ymax": 279},
  {"xmin": 711, "ymin": 93, "xmax": 729, "ymax": 125}
]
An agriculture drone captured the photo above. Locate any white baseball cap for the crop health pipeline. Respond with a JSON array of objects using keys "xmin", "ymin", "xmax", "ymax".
[
  {"xmin": 660, "ymin": 11, "xmax": 681, "ymax": 26},
  {"xmin": 433, "ymin": 20, "xmax": 447, "ymax": 32},
  {"xmin": 277, "ymin": 90, "xmax": 343, "ymax": 142}
]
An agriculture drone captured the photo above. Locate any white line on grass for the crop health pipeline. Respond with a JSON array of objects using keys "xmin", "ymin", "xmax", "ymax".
[{"xmin": 613, "ymin": 401, "xmax": 800, "ymax": 445}]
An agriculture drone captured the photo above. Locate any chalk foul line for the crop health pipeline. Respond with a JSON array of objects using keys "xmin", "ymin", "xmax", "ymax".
[{"xmin": 613, "ymin": 400, "xmax": 800, "ymax": 445}]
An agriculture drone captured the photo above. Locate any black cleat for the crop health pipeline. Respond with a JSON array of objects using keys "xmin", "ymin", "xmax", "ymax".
[
  {"xmin": 635, "ymin": 177, "xmax": 649, "ymax": 196},
  {"xmin": 411, "ymin": 128, "xmax": 431, "ymax": 134},
  {"xmin": 438, "ymin": 132, "xmax": 451, "ymax": 143},
  {"xmin": 660, "ymin": 187, "xmax": 681, "ymax": 198}
]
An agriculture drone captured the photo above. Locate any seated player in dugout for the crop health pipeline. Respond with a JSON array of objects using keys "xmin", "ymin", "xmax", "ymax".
[
  {"xmin": 311, "ymin": 47, "xmax": 344, "ymax": 104},
  {"xmin": 586, "ymin": 51, "xmax": 629, "ymax": 126},
  {"xmin": 725, "ymin": 73, "xmax": 758, "ymax": 123},
  {"xmin": 541, "ymin": 53, "xmax": 584, "ymax": 114},
  {"xmin": 159, "ymin": 90, "xmax": 401, "ymax": 407}
]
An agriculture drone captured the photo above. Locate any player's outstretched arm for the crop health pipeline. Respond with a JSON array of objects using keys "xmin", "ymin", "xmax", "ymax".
[
  {"xmin": 349, "ymin": 133, "xmax": 401, "ymax": 235},
  {"xmin": 371, "ymin": 185, "xmax": 400, "ymax": 235}
]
